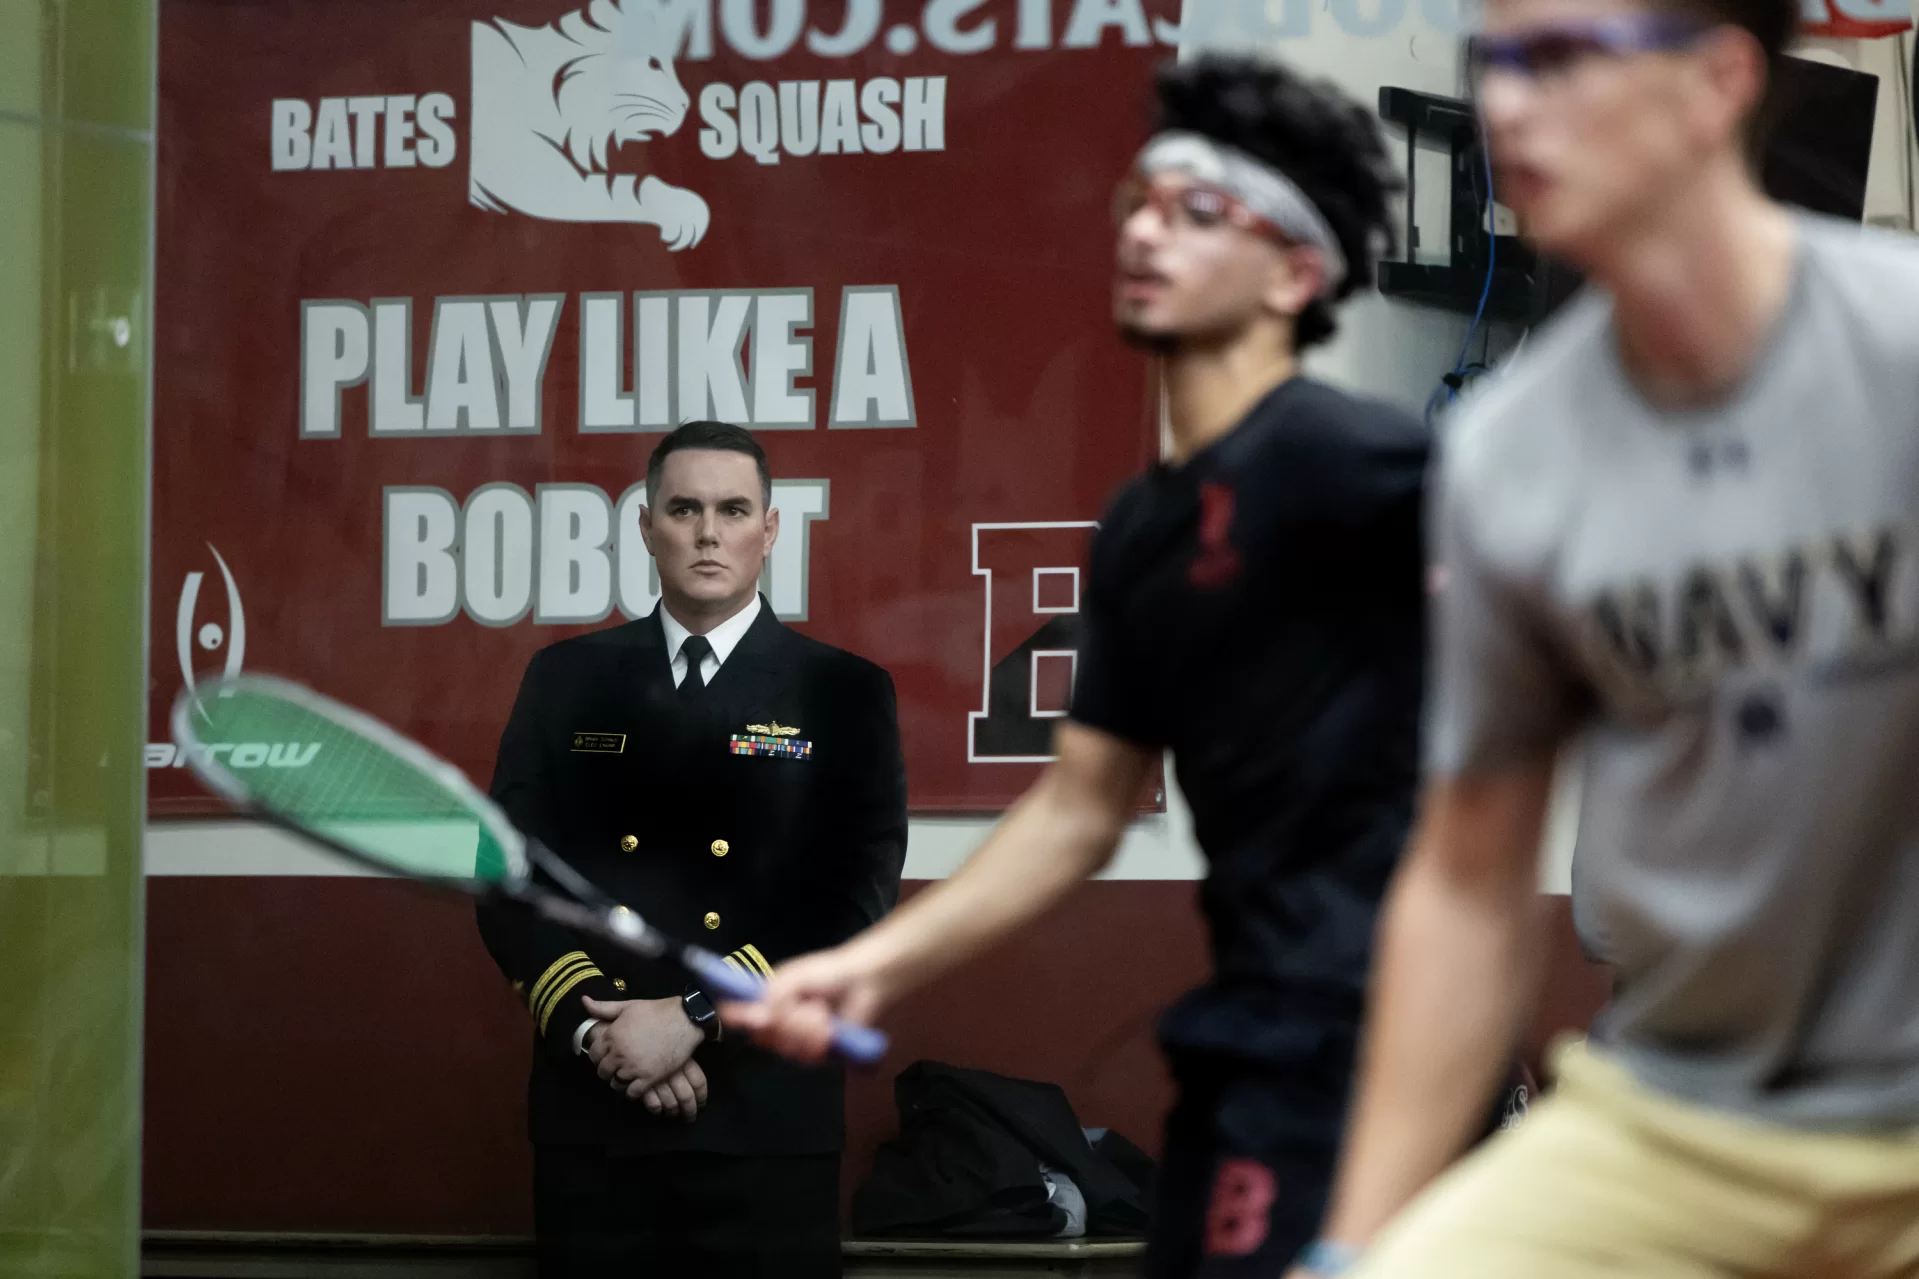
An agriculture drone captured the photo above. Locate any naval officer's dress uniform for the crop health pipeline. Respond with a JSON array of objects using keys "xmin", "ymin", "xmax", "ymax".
[{"xmin": 478, "ymin": 593, "xmax": 907, "ymax": 1277}]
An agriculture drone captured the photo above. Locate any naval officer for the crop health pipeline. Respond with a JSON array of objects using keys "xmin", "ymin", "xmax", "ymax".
[{"xmin": 478, "ymin": 419, "xmax": 908, "ymax": 1277}]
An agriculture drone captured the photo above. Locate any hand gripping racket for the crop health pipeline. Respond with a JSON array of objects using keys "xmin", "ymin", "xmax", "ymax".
[{"xmin": 171, "ymin": 672, "xmax": 887, "ymax": 1065}]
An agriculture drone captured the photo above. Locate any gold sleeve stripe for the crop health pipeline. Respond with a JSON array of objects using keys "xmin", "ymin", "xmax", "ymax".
[
  {"xmin": 528, "ymin": 954, "xmax": 590, "ymax": 1013},
  {"xmin": 533, "ymin": 952, "xmax": 598, "ymax": 1021},
  {"xmin": 726, "ymin": 944, "xmax": 772, "ymax": 979},
  {"xmin": 529, "ymin": 951, "xmax": 590, "ymax": 1009},
  {"xmin": 538, "ymin": 966, "xmax": 604, "ymax": 1035},
  {"xmin": 528, "ymin": 951, "xmax": 592, "ymax": 1013},
  {"xmin": 532, "ymin": 958, "xmax": 598, "ymax": 1026}
]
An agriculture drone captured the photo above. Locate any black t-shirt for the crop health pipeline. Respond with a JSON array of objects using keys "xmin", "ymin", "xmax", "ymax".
[{"xmin": 1072, "ymin": 377, "xmax": 1429, "ymax": 1066}]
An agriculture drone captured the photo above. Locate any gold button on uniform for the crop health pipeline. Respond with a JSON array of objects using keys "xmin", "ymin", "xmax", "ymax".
[
  {"xmin": 711, "ymin": 839, "xmax": 729, "ymax": 857},
  {"xmin": 612, "ymin": 978, "xmax": 627, "ymax": 992},
  {"xmin": 619, "ymin": 835, "xmax": 638, "ymax": 852},
  {"xmin": 703, "ymin": 912, "xmax": 722, "ymax": 931}
]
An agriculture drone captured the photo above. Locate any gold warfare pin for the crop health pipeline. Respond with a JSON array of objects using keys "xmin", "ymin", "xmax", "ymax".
[{"xmin": 732, "ymin": 721, "xmax": 811, "ymax": 760}]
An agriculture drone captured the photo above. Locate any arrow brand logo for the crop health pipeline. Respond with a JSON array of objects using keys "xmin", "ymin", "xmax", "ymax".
[
  {"xmin": 469, "ymin": 0, "xmax": 711, "ymax": 250},
  {"xmin": 151, "ymin": 548, "xmax": 324, "ymax": 773},
  {"xmin": 177, "ymin": 543, "xmax": 246, "ymax": 720}
]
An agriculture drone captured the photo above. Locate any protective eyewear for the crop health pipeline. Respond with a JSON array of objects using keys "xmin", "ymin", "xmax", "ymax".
[
  {"xmin": 1112, "ymin": 174, "xmax": 1289, "ymax": 243},
  {"xmin": 1468, "ymin": 14, "xmax": 1708, "ymax": 82}
]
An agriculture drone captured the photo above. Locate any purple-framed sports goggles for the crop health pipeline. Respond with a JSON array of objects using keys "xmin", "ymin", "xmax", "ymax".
[{"xmin": 1469, "ymin": 13, "xmax": 1709, "ymax": 80}]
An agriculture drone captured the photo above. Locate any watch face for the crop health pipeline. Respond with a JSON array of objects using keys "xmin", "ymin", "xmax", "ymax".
[{"xmin": 683, "ymin": 990, "xmax": 721, "ymax": 1043}]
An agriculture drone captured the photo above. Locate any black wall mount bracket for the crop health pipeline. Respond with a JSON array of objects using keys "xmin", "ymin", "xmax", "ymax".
[{"xmin": 1376, "ymin": 86, "xmax": 1536, "ymax": 321}]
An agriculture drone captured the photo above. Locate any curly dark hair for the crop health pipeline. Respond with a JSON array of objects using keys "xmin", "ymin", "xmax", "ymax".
[{"xmin": 1153, "ymin": 54, "xmax": 1401, "ymax": 350}]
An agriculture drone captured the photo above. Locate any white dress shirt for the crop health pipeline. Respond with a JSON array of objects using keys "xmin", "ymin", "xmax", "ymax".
[
  {"xmin": 572, "ymin": 594, "xmax": 763, "ymax": 1056},
  {"xmin": 660, "ymin": 593, "xmax": 762, "ymax": 687}
]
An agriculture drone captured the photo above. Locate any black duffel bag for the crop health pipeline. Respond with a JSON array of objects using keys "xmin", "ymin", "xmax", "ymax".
[{"xmin": 852, "ymin": 1061, "xmax": 1153, "ymax": 1240}]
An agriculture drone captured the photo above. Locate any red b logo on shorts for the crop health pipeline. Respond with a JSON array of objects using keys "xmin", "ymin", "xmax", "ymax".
[{"xmin": 1203, "ymin": 1157, "xmax": 1276, "ymax": 1257}]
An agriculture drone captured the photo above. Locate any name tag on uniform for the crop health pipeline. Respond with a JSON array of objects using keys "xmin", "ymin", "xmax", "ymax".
[
  {"xmin": 730, "ymin": 721, "xmax": 812, "ymax": 760},
  {"xmin": 570, "ymin": 732, "xmax": 627, "ymax": 753}
]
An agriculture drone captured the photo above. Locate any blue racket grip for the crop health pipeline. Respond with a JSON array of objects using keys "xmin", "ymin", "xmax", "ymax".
[
  {"xmin": 684, "ymin": 950, "xmax": 889, "ymax": 1065},
  {"xmin": 824, "ymin": 1018, "xmax": 889, "ymax": 1065}
]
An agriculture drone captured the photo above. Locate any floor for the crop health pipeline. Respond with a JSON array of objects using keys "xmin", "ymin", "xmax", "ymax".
[{"xmin": 141, "ymin": 1233, "xmax": 1146, "ymax": 1278}]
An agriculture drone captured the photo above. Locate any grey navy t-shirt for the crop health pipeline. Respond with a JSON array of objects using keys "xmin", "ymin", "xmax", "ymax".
[{"xmin": 1431, "ymin": 214, "xmax": 1919, "ymax": 1128}]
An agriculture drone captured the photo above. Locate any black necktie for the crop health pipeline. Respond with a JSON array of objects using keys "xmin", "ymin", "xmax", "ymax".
[{"xmin": 678, "ymin": 635, "xmax": 714, "ymax": 703}]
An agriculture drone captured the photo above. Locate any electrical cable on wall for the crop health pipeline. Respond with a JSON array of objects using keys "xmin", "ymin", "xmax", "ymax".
[
  {"xmin": 1426, "ymin": 134, "xmax": 1498, "ymax": 426},
  {"xmin": 1904, "ymin": 28, "xmax": 1918, "ymax": 229},
  {"xmin": 1890, "ymin": 27, "xmax": 1918, "ymax": 229}
]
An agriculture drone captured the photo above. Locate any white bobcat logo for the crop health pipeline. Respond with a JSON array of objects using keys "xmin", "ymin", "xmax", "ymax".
[{"xmin": 469, "ymin": 0, "xmax": 710, "ymax": 250}]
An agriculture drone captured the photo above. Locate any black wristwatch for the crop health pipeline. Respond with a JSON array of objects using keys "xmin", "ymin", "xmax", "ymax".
[{"xmin": 682, "ymin": 987, "xmax": 721, "ymax": 1043}]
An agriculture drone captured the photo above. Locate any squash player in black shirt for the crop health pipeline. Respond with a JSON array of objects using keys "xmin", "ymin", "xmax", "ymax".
[{"xmin": 728, "ymin": 54, "xmax": 1426, "ymax": 1277}]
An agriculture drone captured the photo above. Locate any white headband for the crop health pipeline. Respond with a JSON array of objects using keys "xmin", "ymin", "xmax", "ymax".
[{"xmin": 1135, "ymin": 131, "xmax": 1348, "ymax": 298}]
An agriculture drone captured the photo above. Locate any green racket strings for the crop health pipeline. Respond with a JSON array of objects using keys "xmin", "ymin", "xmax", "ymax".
[{"xmin": 183, "ymin": 682, "xmax": 515, "ymax": 883}]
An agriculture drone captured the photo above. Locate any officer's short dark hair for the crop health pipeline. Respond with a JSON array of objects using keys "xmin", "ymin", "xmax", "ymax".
[
  {"xmin": 1153, "ymin": 54, "xmax": 1400, "ymax": 352},
  {"xmin": 645, "ymin": 421, "xmax": 772, "ymax": 509}
]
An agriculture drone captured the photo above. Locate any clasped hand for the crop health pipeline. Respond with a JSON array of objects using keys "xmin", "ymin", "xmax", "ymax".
[{"xmin": 582, "ymin": 996, "xmax": 708, "ymax": 1121}]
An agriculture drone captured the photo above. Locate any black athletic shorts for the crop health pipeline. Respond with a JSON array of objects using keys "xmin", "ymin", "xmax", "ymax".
[
  {"xmin": 1144, "ymin": 1044, "xmax": 1352, "ymax": 1279},
  {"xmin": 1146, "ymin": 1043, "xmax": 1531, "ymax": 1278}
]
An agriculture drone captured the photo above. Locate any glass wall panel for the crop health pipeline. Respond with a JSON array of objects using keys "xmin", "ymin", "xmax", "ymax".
[{"xmin": 0, "ymin": 1, "xmax": 153, "ymax": 1274}]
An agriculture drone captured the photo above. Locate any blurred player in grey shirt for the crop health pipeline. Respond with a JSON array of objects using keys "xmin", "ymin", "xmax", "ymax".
[{"xmin": 1282, "ymin": 0, "xmax": 1919, "ymax": 1272}]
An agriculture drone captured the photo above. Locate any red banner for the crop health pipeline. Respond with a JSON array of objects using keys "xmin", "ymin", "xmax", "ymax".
[
  {"xmin": 152, "ymin": 0, "xmax": 1167, "ymax": 814},
  {"xmin": 1799, "ymin": 0, "xmax": 1912, "ymax": 38}
]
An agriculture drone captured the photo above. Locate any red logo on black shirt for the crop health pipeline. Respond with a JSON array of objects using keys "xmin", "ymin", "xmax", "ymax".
[
  {"xmin": 1189, "ymin": 481, "xmax": 1242, "ymax": 588},
  {"xmin": 1203, "ymin": 1157, "xmax": 1276, "ymax": 1256}
]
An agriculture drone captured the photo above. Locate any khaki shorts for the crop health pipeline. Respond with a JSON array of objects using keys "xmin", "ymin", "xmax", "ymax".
[{"xmin": 1353, "ymin": 1040, "xmax": 1919, "ymax": 1279}]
